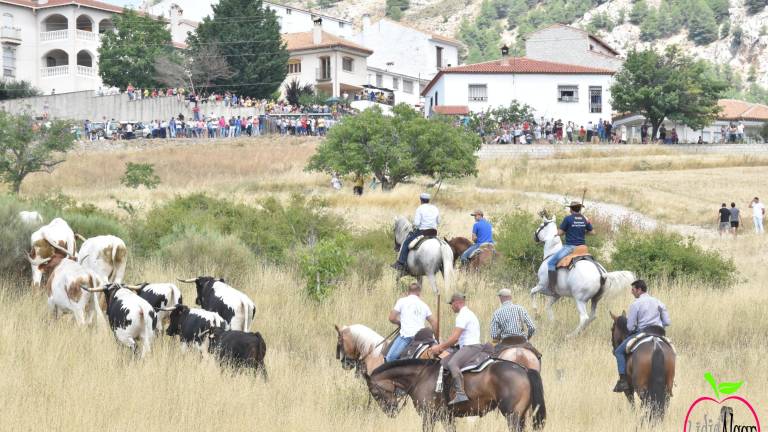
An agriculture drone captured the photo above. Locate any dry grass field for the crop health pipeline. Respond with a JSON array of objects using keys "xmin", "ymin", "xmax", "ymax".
[{"xmin": 2, "ymin": 137, "xmax": 767, "ymax": 431}]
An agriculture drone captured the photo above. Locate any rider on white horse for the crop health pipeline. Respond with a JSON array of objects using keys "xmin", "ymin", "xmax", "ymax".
[
  {"xmin": 391, "ymin": 192, "xmax": 440, "ymax": 275},
  {"xmin": 613, "ymin": 279, "xmax": 671, "ymax": 393},
  {"xmin": 546, "ymin": 201, "xmax": 593, "ymax": 294}
]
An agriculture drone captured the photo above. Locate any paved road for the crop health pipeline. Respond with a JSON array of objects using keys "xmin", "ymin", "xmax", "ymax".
[{"xmin": 477, "ymin": 143, "xmax": 768, "ymax": 159}]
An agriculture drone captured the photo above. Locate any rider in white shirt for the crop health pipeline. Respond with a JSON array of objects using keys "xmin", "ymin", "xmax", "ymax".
[
  {"xmin": 392, "ymin": 192, "xmax": 440, "ymax": 273},
  {"xmin": 385, "ymin": 282, "xmax": 438, "ymax": 362}
]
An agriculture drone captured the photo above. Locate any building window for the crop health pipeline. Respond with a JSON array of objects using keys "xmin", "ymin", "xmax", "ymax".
[
  {"xmin": 3, "ymin": 46, "xmax": 15, "ymax": 78},
  {"xmin": 287, "ymin": 60, "xmax": 301, "ymax": 74},
  {"xmin": 392, "ymin": 77, "xmax": 399, "ymax": 90},
  {"xmin": 589, "ymin": 44, "xmax": 594, "ymax": 51},
  {"xmin": 342, "ymin": 57, "xmax": 353, "ymax": 72},
  {"xmin": 286, "ymin": 8, "xmax": 292, "ymax": 14},
  {"xmin": 403, "ymin": 79, "xmax": 414, "ymax": 94},
  {"xmin": 468, "ymin": 84, "xmax": 487, "ymax": 102},
  {"xmin": 589, "ymin": 86, "xmax": 602, "ymax": 113},
  {"xmin": 319, "ymin": 56, "xmax": 331, "ymax": 80},
  {"xmin": 376, "ymin": 73, "xmax": 383, "ymax": 87},
  {"xmin": 339, "ymin": 22, "xmax": 344, "ymax": 28},
  {"xmin": 3, "ymin": 13, "xmax": 13, "ymax": 27},
  {"xmin": 558, "ymin": 85, "xmax": 578, "ymax": 102},
  {"xmin": 436, "ymin": 46, "xmax": 443, "ymax": 68}
]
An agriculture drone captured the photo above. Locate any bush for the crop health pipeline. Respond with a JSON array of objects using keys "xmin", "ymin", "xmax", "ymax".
[
  {"xmin": 611, "ymin": 230, "xmax": 736, "ymax": 285},
  {"xmin": 0, "ymin": 195, "xmax": 38, "ymax": 279},
  {"xmin": 120, "ymin": 162, "xmax": 161, "ymax": 189},
  {"xmin": 62, "ymin": 212, "xmax": 128, "ymax": 242},
  {"xmin": 347, "ymin": 225, "xmax": 393, "ymax": 285},
  {"xmin": 157, "ymin": 229, "xmax": 257, "ymax": 286},
  {"xmin": 299, "ymin": 235, "xmax": 352, "ymax": 301}
]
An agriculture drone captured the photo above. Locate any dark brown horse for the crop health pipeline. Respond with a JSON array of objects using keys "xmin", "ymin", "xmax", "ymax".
[
  {"xmin": 365, "ymin": 359, "xmax": 545, "ymax": 432},
  {"xmin": 445, "ymin": 237, "xmax": 499, "ymax": 271},
  {"xmin": 610, "ymin": 311, "xmax": 675, "ymax": 421}
]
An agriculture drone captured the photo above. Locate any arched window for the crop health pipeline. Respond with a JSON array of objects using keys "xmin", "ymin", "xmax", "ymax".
[
  {"xmin": 76, "ymin": 50, "xmax": 93, "ymax": 67},
  {"xmin": 98, "ymin": 18, "xmax": 114, "ymax": 34},
  {"xmin": 43, "ymin": 49, "xmax": 69, "ymax": 67},
  {"xmin": 76, "ymin": 15, "xmax": 94, "ymax": 32},
  {"xmin": 43, "ymin": 14, "xmax": 68, "ymax": 32}
]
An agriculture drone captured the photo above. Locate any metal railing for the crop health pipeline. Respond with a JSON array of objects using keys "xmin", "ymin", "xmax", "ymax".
[
  {"xmin": 76, "ymin": 29, "xmax": 97, "ymax": 42},
  {"xmin": 41, "ymin": 65, "xmax": 70, "ymax": 78},
  {"xmin": 40, "ymin": 29, "xmax": 69, "ymax": 42},
  {"xmin": 0, "ymin": 26, "xmax": 21, "ymax": 41},
  {"xmin": 76, "ymin": 65, "xmax": 95, "ymax": 76}
]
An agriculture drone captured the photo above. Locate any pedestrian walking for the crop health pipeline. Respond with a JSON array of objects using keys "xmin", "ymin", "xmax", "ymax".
[
  {"xmin": 717, "ymin": 203, "xmax": 731, "ymax": 237},
  {"xmin": 730, "ymin": 202, "xmax": 742, "ymax": 237},
  {"xmin": 749, "ymin": 197, "xmax": 765, "ymax": 233}
]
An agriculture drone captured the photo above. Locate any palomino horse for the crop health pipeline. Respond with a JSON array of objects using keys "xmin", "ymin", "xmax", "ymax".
[
  {"xmin": 393, "ymin": 217, "xmax": 453, "ymax": 295},
  {"xmin": 530, "ymin": 212, "xmax": 636, "ymax": 337},
  {"xmin": 496, "ymin": 345, "xmax": 541, "ymax": 372},
  {"xmin": 610, "ymin": 312, "xmax": 675, "ymax": 421},
  {"xmin": 365, "ymin": 359, "xmax": 546, "ymax": 432},
  {"xmin": 334, "ymin": 324, "xmax": 434, "ymax": 376},
  {"xmin": 445, "ymin": 236, "xmax": 499, "ymax": 271}
]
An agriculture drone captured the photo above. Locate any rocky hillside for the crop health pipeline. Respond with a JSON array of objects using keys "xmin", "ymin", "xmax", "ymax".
[{"xmin": 291, "ymin": 0, "xmax": 768, "ymax": 88}]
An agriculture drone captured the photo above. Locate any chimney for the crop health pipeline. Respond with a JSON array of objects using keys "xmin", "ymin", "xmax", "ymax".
[
  {"xmin": 170, "ymin": 4, "xmax": 182, "ymax": 29},
  {"xmin": 500, "ymin": 45, "xmax": 510, "ymax": 66},
  {"xmin": 313, "ymin": 17, "xmax": 322, "ymax": 45},
  {"xmin": 362, "ymin": 14, "xmax": 371, "ymax": 30}
]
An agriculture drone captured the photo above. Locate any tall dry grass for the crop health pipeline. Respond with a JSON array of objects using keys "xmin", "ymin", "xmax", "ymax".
[{"xmin": 2, "ymin": 138, "xmax": 766, "ymax": 430}]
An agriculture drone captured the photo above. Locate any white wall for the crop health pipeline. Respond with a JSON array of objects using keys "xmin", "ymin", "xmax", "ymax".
[
  {"xmin": 425, "ymin": 72, "xmax": 613, "ymax": 126},
  {"xmin": 366, "ymin": 68, "xmax": 426, "ymax": 106},
  {"xmin": 525, "ymin": 26, "xmax": 622, "ymax": 71}
]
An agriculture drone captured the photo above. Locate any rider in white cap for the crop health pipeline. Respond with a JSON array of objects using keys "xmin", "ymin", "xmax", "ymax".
[{"xmin": 391, "ymin": 192, "xmax": 440, "ymax": 273}]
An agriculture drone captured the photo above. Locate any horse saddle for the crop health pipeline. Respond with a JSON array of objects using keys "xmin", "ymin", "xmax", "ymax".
[
  {"xmin": 556, "ymin": 245, "xmax": 591, "ymax": 269},
  {"xmin": 448, "ymin": 343, "xmax": 496, "ymax": 373},
  {"xmin": 468, "ymin": 242, "xmax": 495, "ymax": 259},
  {"xmin": 408, "ymin": 229, "xmax": 438, "ymax": 250},
  {"xmin": 400, "ymin": 328, "xmax": 437, "ymax": 360},
  {"xmin": 625, "ymin": 332, "xmax": 675, "ymax": 355},
  {"xmin": 493, "ymin": 336, "xmax": 543, "ymax": 359}
]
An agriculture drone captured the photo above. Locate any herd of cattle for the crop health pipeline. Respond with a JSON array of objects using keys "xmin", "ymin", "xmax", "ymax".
[{"xmin": 20, "ymin": 212, "xmax": 266, "ymax": 377}]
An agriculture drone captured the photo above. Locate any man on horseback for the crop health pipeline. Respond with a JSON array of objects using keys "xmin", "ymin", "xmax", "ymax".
[
  {"xmin": 613, "ymin": 279, "xmax": 671, "ymax": 392},
  {"xmin": 385, "ymin": 282, "xmax": 438, "ymax": 363},
  {"xmin": 428, "ymin": 293, "xmax": 482, "ymax": 406},
  {"xmin": 460, "ymin": 209, "xmax": 494, "ymax": 266},
  {"xmin": 546, "ymin": 201, "xmax": 592, "ymax": 293},
  {"xmin": 391, "ymin": 193, "xmax": 440, "ymax": 274},
  {"xmin": 490, "ymin": 288, "xmax": 536, "ymax": 344}
]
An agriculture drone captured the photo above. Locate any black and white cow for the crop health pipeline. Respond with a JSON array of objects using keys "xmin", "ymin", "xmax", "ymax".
[
  {"xmin": 203, "ymin": 328, "xmax": 268, "ymax": 380},
  {"xmin": 164, "ymin": 304, "xmax": 229, "ymax": 351},
  {"xmin": 83, "ymin": 283, "xmax": 156, "ymax": 358},
  {"xmin": 128, "ymin": 283, "xmax": 183, "ymax": 331},
  {"xmin": 177, "ymin": 277, "xmax": 255, "ymax": 331}
]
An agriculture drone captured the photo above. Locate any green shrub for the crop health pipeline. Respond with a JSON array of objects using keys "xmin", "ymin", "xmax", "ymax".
[
  {"xmin": 62, "ymin": 212, "xmax": 128, "ymax": 241},
  {"xmin": 347, "ymin": 226, "xmax": 393, "ymax": 286},
  {"xmin": 157, "ymin": 229, "xmax": 257, "ymax": 286},
  {"xmin": 120, "ymin": 162, "xmax": 161, "ymax": 189},
  {"xmin": 0, "ymin": 195, "xmax": 38, "ymax": 279},
  {"xmin": 611, "ymin": 230, "xmax": 736, "ymax": 285},
  {"xmin": 299, "ymin": 235, "xmax": 352, "ymax": 301}
]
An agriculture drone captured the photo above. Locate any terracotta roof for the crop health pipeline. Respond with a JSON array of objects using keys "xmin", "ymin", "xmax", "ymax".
[
  {"xmin": 421, "ymin": 57, "xmax": 615, "ymax": 96},
  {"xmin": 718, "ymin": 99, "xmax": 768, "ymax": 121},
  {"xmin": 282, "ymin": 31, "xmax": 373, "ymax": 55},
  {"xmin": 529, "ymin": 23, "xmax": 619, "ymax": 56},
  {"xmin": 433, "ymin": 105, "xmax": 469, "ymax": 115},
  {"xmin": 3, "ymin": 0, "xmax": 123, "ymax": 13},
  {"xmin": 377, "ymin": 18, "xmax": 462, "ymax": 46}
]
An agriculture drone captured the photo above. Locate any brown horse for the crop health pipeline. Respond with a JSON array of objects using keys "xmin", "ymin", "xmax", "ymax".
[
  {"xmin": 610, "ymin": 311, "xmax": 675, "ymax": 420},
  {"xmin": 365, "ymin": 359, "xmax": 545, "ymax": 432},
  {"xmin": 445, "ymin": 236, "xmax": 499, "ymax": 271},
  {"xmin": 496, "ymin": 345, "xmax": 541, "ymax": 371}
]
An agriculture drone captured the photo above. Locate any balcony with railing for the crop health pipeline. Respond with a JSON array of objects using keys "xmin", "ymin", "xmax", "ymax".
[
  {"xmin": 0, "ymin": 26, "xmax": 21, "ymax": 44},
  {"xmin": 41, "ymin": 65, "xmax": 70, "ymax": 78},
  {"xmin": 76, "ymin": 29, "xmax": 97, "ymax": 42},
  {"xmin": 77, "ymin": 65, "xmax": 95, "ymax": 77},
  {"xmin": 41, "ymin": 29, "xmax": 69, "ymax": 42}
]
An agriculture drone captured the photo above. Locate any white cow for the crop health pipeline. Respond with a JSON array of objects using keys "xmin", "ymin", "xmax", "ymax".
[
  {"xmin": 84, "ymin": 284, "xmax": 156, "ymax": 358},
  {"xmin": 29, "ymin": 254, "xmax": 103, "ymax": 325},
  {"xmin": 77, "ymin": 235, "xmax": 128, "ymax": 284},
  {"xmin": 18, "ymin": 211, "xmax": 44, "ymax": 226},
  {"xmin": 28, "ymin": 218, "xmax": 77, "ymax": 290}
]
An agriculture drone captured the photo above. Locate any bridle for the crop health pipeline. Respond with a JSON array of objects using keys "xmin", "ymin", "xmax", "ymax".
[
  {"xmin": 336, "ymin": 326, "xmax": 400, "ymax": 375},
  {"xmin": 534, "ymin": 220, "xmax": 553, "ymax": 244},
  {"xmin": 367, "ymin": 360, "xmax": 437, "ymax": 413}
]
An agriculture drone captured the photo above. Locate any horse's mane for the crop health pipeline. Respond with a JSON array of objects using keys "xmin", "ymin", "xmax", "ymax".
[
  {"xmin": 370, "ymin": 358, "xmax": 439, "ymax": 376},
  {"xmin": 346, "ymin": 324, "xmax": 385, "ymax": 357},
  {"xmin": 615, "ymin": 316, "xmax": 629, "ymax": 335}
]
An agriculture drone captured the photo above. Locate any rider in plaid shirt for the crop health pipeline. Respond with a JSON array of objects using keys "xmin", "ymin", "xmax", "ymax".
[{"xmin": 490, "ymin": 288, "xmax": 536, "ymax": 342}]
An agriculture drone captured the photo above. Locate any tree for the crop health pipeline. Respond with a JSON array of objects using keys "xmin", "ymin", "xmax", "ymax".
[
  {"xmin": 611, "ymin": 46, "xmax": 728, "ymax": 140},
  {"xmin": 98, "ymin": 9, "xmax": 174, "ymax": 89},
  {"xmin": 744, "ymin": 0, "xmax": 767, "ymax": 14},
  {"xmin": 189, "ymin": 0, "xmax": 288, "ymax": 98},
  {"xmin": 306, "ymin": 105, "xmax": 480, "ymax": 190},
  {"xmin": 0, "ymin": 80, "xmax": 41, "ymax": 101},
  {"xmin": 120, "ymin": 162, "xmax": 161, "ymax": 189},
  {"xmin": 283, "ymin": 79, "xmax": 314, "ymax": 106},
  {"xmin": 385, "ymin": 0, "xmax": 410, "ymax": 20},
  {"xmin": 0, "ymin": 112, "xmax": 74, "ymax": 194},
  {"xmin": 687, "ymin": 0, "xmax": 718, "ymax": 45},
  {"xmin": 705, "ymin": 0, "xmax": 730, "ymax": 23},
  {"xmin": 154, "ymin": 44, "xmax": 235, "ymax": 93},
  {"xmin": 629, "ymin": 0, "xmax": 649, "ymax": 25}
]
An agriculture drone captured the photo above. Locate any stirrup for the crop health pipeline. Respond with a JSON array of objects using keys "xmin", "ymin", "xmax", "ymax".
[{"xmin": 448, "ymin": 392, "xmax": 469, "ymax": 405}]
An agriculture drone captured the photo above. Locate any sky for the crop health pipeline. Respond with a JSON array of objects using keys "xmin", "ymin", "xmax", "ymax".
[{"xmin": 104, "ymin": 0, "xmax": 143, "ymax": 7}]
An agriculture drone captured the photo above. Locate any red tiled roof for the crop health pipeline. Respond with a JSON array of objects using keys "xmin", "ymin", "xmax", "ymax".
[
  {"xmin": 433, "ymin": 105, "xmax": 469, "ymax": 115},
  {"xmin": 283, "ymin": 31, "xmax": 373, "ymax": 55},
  {"xmin": 421, "ymin": 57, "xmax": 615, "ymax": 96},
  {"xmin": 3, "ymin": 0, "xmax": 124, "ymax": 13},
  {"xmin": 718, "ymin": 99, "xmax": 768, "ymax": 121}
]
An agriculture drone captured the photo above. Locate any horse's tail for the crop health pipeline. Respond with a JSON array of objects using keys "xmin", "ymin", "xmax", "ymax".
[
  {"xmin": 601, "ymin": 271, "xmax": 635, "ymax": 298},
  {"xmin": 648, "ymin": 342, "xmax": 668, "ymax": 420},
  {"xmin": 527, "ymin": 369, "xmax": 546, "ymax": 430},
  {"xmin": 440, "ymin": 240, "xmax": 453, "ymax": 293}
]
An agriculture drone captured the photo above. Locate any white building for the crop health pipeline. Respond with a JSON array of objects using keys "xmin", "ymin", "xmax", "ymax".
[
  {"xmin": 351, "ymin": 15, "xmax": 461, "ymax": 106},
  {"xmin": 145, "ymin": 0, "xmax": 353, "ymax": 39},
  {"xmin": 0, "ymin": 0, "xmax": 125, "ymax": 94},
  {"xmin": 525, "ymin": 24, "xmax": 622, "ymax": 72},
  {"xmin": 421, "ymin": 49, "xmax": 615, "ymax": 126},
  {"xmin": 282, "ymin": 18, "xmax": 371, "ymax": 98}
]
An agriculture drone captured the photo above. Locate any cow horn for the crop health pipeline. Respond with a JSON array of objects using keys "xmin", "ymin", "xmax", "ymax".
[
  {"xmin": 26, "ymin": 252, "xmax": 50, "ymax": 265},
  {"xmin": 177, "ymin": 278, "xmax": 197, "ymax": 283},
  {"xmin": 124, "ymin": 285, "xmax": 143, "ymax": 291},
  {"xmin": 75, "ymin": 233, "xmax": 87, "ymax": 242},
  {"xmin": 82, "ymin": 286, "xmax": 107, "ymax": 292},
  {"xmin": 155, "ymin": 306, "xmax": 178, "ymax": 311}
]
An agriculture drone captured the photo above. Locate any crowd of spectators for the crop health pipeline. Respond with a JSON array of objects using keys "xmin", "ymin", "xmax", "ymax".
[{"xmin": 483, "ymin": 118, "xmax": 628, "ymax": 144}]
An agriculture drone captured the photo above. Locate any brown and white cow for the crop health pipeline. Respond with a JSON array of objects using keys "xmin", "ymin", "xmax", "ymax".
[
  {"xmin": 29, "ymin": 218, "xmax": 76, "ymax": 290},
  {"xmin": 77, "ymin": 235, "xmax": 128, "ymax": 284}
]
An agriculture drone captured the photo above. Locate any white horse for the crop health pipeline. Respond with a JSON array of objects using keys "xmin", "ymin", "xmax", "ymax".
[
  {"xmin": 531, "ymin": 213, "xmax": 635, "ymax": 337},
  {"xmin": 335, "ymin": 324, "xmax": 388, "ymax": 375},
  {"xmin": 393, "ymin": 216, "xmax": 453, "ymax": 296}
]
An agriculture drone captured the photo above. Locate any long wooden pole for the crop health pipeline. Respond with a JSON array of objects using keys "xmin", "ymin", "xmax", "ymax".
[{"xmin": 436, "ymin": 293, "xmax": 441, "ymax": 341}]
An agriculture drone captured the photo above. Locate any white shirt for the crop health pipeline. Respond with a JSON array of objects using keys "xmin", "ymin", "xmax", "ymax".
[
  {"xmin": 393, "ymin": 295, "xmax": 432, "ymax": 338},
  {"xmin": 413, "ymin": 204, "xmax": 440, "ymax": 230},
  {"xmin": 455, "ymin": 306, "xmax": 481, "ymax": 347},
  {"xmin": 752, "ymin": 202, "xmax": 765, "ymax": 218}
]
